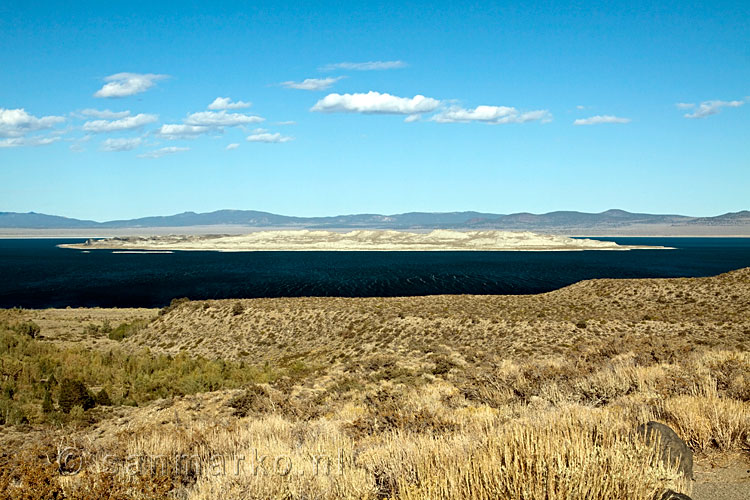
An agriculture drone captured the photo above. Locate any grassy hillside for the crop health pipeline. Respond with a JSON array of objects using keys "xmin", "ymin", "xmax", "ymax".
[
  {"xmin": 0, "ymin": 269, "xmax": 748, "ymax": 499},
  {"xmin": 129, "ymin": 268, "xmax": 749, "ymax": 364}
]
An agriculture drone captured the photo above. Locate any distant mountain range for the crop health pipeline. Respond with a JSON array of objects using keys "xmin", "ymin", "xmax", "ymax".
[{"xmin": 1, "ymin": 209, "xmax": 749, "ymax": 235}]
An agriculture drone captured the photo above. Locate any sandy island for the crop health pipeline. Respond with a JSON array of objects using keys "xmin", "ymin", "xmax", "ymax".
[{"xmin": 58, "ymin": 229, "xmax": 672, "ymax": 252}]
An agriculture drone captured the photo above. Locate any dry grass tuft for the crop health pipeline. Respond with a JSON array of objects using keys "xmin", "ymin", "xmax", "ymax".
[{"xmin": 661, "ymin": 393, "xmax": 750, "ymax": 452}]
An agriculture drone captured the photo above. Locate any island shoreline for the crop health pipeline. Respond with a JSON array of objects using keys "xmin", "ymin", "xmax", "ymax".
[{"xmin": 55, "ymin": 229, "xmax": 675, "ymax": 252}]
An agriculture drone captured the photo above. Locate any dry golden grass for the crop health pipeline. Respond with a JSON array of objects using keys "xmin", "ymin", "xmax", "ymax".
[
  {"xmin": 24, "ymin": 394, "xmax": 694, "ymax": 500},
  {"xmin": 662, "ymin": 392, "xmax": 749, "ymax": 452}
]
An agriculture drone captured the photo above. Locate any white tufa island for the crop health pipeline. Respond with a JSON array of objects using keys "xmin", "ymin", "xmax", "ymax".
[{"xmin": 58, "ymin": 230, "xmax": 671, "ymax": 252}]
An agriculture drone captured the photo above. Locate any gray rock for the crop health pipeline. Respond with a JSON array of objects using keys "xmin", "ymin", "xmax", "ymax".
[
  {"xmin": 660, "ymin": 490, "xmax": 693, "ymax": 500},
  {"xmin": 637, "ymin": 421, "xmax": 694, "ymax": 480}
]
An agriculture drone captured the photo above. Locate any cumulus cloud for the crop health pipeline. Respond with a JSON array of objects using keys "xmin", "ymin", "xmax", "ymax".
[
  {"xmin": 137, "ymin": 146, "xmax": 189, "ymax": 159},
  {"xmin": 207, "ymin": 97, "xmax": 252, "ymax": 110},
  {"xmin": 573, "ymin": 115, "xmax": 631, "ymax": 125},
  {"xmin": 94, "ymin": 72, "xmax": 168, "ymax": 98},
  {"xmin": 94, "ymin": 73, "xmax": 168, "ymax": 98},
  {"xmin": 80, "ymin": 108, "xmax": 131, "ymax": 119},
  {"xmin": 100, "ymin": 137, "xmax": 143, "ymax": 152},
  {"xmin": 431, "ymin": 105, "xmax": 552, "ymax": 124},
  {"xmin": 311, "ymin": 91, "xmax": 440, "ymax": 115},
  {"xmin": 281, "ymin": 77, "xmax": 343, "ymax": 91},
  {"xmin": 320, "ymin": 61, "xmax": 406, "ymax": 71},
  {"xmin": 225, "ymin": 143, "xmax": 240, "ymax": 150},
  {"xmin": 247, "ymin": 132, "xmax": 293, "ymax": 143},
  {"xmin": 82, "ymin": 113, "xmax": 158, "ymax": 132},
  {"xmin": 155, "ymin": 109, "xmax": 264, "ymax": 140},
  {"xmin": 0, "ymin": 135, "xmax": 60, "ymax": 148},
  {"xmin": 157, "ymin": 124, "xmax": 211, "ymax": 139},
  {"xmin": 0, "ymin": 108, "xmax": 65, "ymax": 138},
  {"xmin": 680, "ymin": 99, "xmax": 745, "ymax": 119},
  {"xmin": 185, "ymin": 110, "xmax": 264, "ymax": 127}
]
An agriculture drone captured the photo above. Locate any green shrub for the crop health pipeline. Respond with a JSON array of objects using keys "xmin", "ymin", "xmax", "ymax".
[
  {"xmin": 0, "ymin": 399, "xmax": 28, "ymax": 425},
  {"xmin": 432, "ymin": 355, "xmax": 457, "ymax": 375},
  {"xmin": 108, "ymin": 320, "xmax": 146, "ymax": 341},
  {"xmin": 83, "ymin": 323, "xmax": 100, "ymax": 335},
  {"xmin": 94, "ymin": 388, "xmax": 112, "ymax": 406},
  {"xmin": 58, "ymin": 379, "xmax": 95, "ymax": 413},
  {"xmin": 13, "ymin": 321, "xmax": 40, "ymax": 338},
  {"xmin": 100, "ymin": 320, "xmax": 112, "ymax": 334},
  {"xmin": 42, "ymin": 391, "xmax": 54, "ymax": 413},
  {"xmin": 69, "ymin": 405, "xmax": 87, "ymax": 423}
]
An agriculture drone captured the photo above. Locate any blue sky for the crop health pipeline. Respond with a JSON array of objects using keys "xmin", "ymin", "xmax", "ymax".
[{"xmin": 1, "ymin": 0, "xmax": 748, "ymax": 220}]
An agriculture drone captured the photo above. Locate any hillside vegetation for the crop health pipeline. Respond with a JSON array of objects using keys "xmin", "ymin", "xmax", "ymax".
[
  {"xmin": 130, "ymin": 267, "xmax": 749, "ymax": 363},
  {"xmin": 0, "ymin": 269, "xmax": 748, "ymax": 499}
]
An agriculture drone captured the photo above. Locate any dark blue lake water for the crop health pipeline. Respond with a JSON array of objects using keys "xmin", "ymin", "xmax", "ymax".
[{"xmin": 0, "ymin": 238, "xmax": 749, "ymax": 308}]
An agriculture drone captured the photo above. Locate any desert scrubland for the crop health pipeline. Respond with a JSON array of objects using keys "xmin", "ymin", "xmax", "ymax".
[{"xmin": 0, "ymin": 269, "xmax": 748, "ymax": 499}]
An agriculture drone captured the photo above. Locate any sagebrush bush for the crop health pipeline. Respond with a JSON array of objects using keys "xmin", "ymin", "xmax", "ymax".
[
  {"xmin": 13, "ymin": 320, "xmax": 40, "ymax": 338},
  {"xmin": 232, "ymin": 302, "xmax": 245, "ymax": 315},
  {"xmin": 94, "ymin": 388, "xmax": 112, "ymax": 406},
  {"xmin": 58, "ymin": 379, "xmax": 94, "ymax": 413},
  {"xmin": 108, "ymin": 320, "xmax": 146, "ymax": 341}
]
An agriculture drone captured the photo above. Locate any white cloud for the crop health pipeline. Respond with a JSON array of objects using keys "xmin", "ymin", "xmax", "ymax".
[
  {"xmin": 80, "ymin": 108, "xmax": 132, "ymax": 119},
  {"xmin": 82, "ymin": 113, "xmax": 158, "ymax": 132},
  {"xmin": 432, "ymin": 105, "xmax": 552, "ymax": 124},
  {"xmin": 207, "ymin": 97, "xmax": 252, "ymax": 110},
  {"xmin": 576, "ymin": 105, "xmax": 586, "ymax": 110},
  {"xmin": 311, "ymin": 91, "xmax": 440, "ymax": 115},
  {"xmin": 276, "ymin": 120, "xmax": 296, "ymax": 125},
  {"xmin": 281, "ymin": 77, "xmax": 343, "ymax": 91},
  {"xmin": 100, "ymin": 137, "xmax": 143, "ymax": 152},
  {"xmin": 247, "ymin": 132, "xmax": 293, "ymax": 143},
  {"xmin": 137, "ymin": 146, "xmax": 189, "ymax": 159},
  {"xmin": 94, "ymin": 72, "xmax": 168, "ymax": 98},
  {"xmin": 157, "ymin": 123, "xmax": 211, "ymax": 139},
  {"xmin": 0, "ymin": 135, "xmax": 60, "ymax": 148},
  {"xmin": 185, "ymin": 110, "xmax": 264, "ymax": 127},
  {"xmin": 404, "ymin": 114, "xmax": 421, "ymax": 123},
  {"xmin": 225, "ymin": 143, "xmax": 240, "ymax": 150},
  {"xmin": 0, "ymin": 108, "xmax": 65, "ymax": 138},
  {"xmin": 675, "ymin": 102, "xmax": 695, "ymax": 110},
  {"xmin": 155, "ymin": 109, "xmax": 264, "ymax": 140},
  {"xmin": 573, "ymin": 115, "xmax": 631, "ymax": 125},
  {"xmin": 681, "ymin": 99, "xmax": 744, "ymax": 119},
  {"xmin": 321, "ymin": 61, "xmax": 406, "ymax": 71}
]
